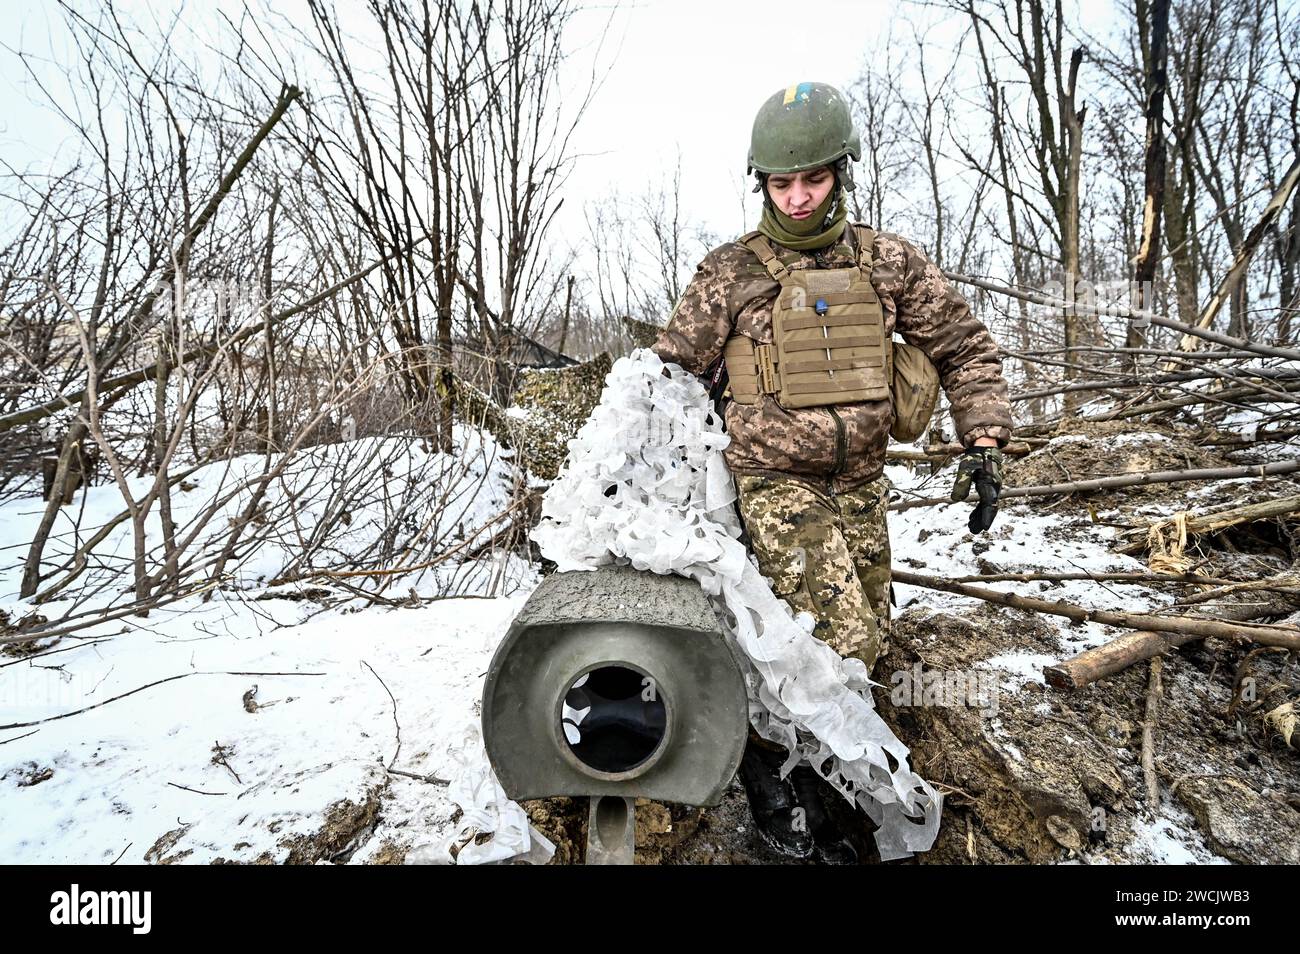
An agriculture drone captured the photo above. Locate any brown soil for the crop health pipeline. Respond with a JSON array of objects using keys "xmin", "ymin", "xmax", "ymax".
[
  {"xmin": 280, "ymin": 786, "xmax": 385, "ymax": 864},
  {"xmin": 1007, "ymin": 420, "xmax": 1230, "ymax": 504}
]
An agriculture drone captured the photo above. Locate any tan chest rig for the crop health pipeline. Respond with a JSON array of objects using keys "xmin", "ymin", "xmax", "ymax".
[{"xmin": 724, "ymin": 225, "xmax": 889, "ymax": 409}]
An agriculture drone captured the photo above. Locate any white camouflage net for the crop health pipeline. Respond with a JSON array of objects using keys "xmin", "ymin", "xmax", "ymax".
[{"xmin": 531, "ymin": 349, "xmax": 941, "ymax": 860}]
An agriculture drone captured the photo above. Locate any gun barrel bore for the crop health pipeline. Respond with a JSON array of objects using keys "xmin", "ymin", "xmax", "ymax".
[{"xmin": 562, "ymin": 664, "xmax": 667, "ymax": 775}]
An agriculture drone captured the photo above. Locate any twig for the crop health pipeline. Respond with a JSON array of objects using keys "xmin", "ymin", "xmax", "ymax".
[
  {"xmin": 0, "ymin": 670, "xmax": 326, "ymax": 730},
  {"xmin": 211, "ymin": 740, "xmax": 242, "ymax": 785},
  {"xmin": 362, "ymin": 660, "xmax": 401, "ymax": 770},
  {"xmin": 166, "ymin": 781, "xmax": 227, "ymax": 796},
  {"xmin": 385, "ymin": 766, "xmax": 450, "ymax": 786}
]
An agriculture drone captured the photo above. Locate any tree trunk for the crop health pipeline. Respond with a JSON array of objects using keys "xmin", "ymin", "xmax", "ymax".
[{"xmin": 1128, "ymin": 0, "xmax": 1171, "ymax": 364}]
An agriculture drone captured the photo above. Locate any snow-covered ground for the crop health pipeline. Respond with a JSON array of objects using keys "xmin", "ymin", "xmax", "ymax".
[
  {"xmin": 1, "ymin": 425, "xmax": 539, "ymax": 864},
  {"xmin": 0, "ymin": 415, "xmax": 1249, "ymax": 864}
]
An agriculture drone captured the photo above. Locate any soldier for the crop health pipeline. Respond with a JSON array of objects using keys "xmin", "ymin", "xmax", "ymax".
[{"xmin": 652, "ymin": 81, "xmax": 1013, "ymax": 863}]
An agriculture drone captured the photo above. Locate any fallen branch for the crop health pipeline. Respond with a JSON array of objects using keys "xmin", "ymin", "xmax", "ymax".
[
  {"xmin": 1091, "ymin": 378, "xmax": 1300, "ymax": 421},
  {"xmin": 1118, "ymin": 494, "xmax": 1300, "ymax": 555},
  {"xmin": 167, "ymin": 782, "xmax": 227, "ymax": 796},
  {"xmin": 887, "ymin": 442, "xmax": 1035, "ymax": 463},
  {"xmin": 891, "ymin": 569, "xmax": 1300, "ymax": 651},
  {"xmin": 1013, "ymin": 380, "xmax": 1300, "ymax": 434},
  {"xmin": 1011, "ymin": 367, "xmax": 1300, "ymax": 403},
  {"xmin": 1043, "ymin": 631, "xmax": 1182, "ymax": 689},
  {"xmin": 940, "ymin": 569, "xmax": 1236, "ymax": 586},
  {"xmin": 0, "ymin": 670, "xmax": 326, "ymax": 730},
  {"xmin": 363, "ymin": 659, "xmax": 401, "ymax": 770},
  {"xmin": 888, "ymin": 459, "xmax": 1300, "ymax": 512},
  {"xmin": 1197, "ymin": 425, "xmax": 1300, "ymax": 447},
  {"xmin": 1171, "ymin": 572, "xmax": 1300, "ymax": 606},
  {"xmin": 385, "ymin": 766, "xmax": 450, "ymax": 786},
  {"xmin": 945, "ymin": 271, "xmax": 1300, "ymax": 364}
]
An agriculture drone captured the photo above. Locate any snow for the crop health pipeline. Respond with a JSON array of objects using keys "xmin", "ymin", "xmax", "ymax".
[
  {"xmin": 0, "ymin": 425, "xmax": 540, "ymax": 864},
  {"xmin": 1121, "ymin": 804, "xmax": 1231, "ymax": 866},
  {"xmin": 975, "ymin": 651, "xmax": 1060, "ymax": 687},
  {"xmin": 0, "ymin": 583, "xmax": 539, "ymax": 864},
  {"xmin": 887, "ymin": 467, "xmax": 1171, "ymax": 662},
  {"xmin": 0, "ymin": 375, "xmax": 1255, "ymax": 864}
]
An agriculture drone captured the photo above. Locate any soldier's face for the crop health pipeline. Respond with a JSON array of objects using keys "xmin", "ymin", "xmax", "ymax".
[{"xmin": 766, "ymin": 166, "xmax": 835, "ymax": 219}]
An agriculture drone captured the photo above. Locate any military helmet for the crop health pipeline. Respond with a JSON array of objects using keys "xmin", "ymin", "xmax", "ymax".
[{"xmin": 747, "ymin": 82, "xmax": 861, "ymax": 177}]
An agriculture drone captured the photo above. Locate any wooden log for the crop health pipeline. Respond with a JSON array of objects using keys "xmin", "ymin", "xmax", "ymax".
[
  {"xmin": 1045, "ymin": 596, "xmax": 1298, "ymax": 689},
  {"xmin": 889, "ymin": 459, "xmax": 1300, "ymax": 512},
  {"xmin": 1044, "ymin": 630, "xmax": 1186, "ymax": 689},
  {"xmin": 1118, "ymin": 494, "xmax": 1300, "ymax": 554},
  {"xmin": 891, "ymin": 569, "xmax": 1300, "ymax": 650}
]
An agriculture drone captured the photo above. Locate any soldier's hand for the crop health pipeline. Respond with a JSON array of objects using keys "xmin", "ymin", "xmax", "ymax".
[{"xmin": 950, "ymin": 446, "xmax": 1004, "ymax": 533}]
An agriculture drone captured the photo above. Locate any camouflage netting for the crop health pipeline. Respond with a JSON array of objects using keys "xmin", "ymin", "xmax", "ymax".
[
  {"xmin": 457, "ymin": 352, "xmax": 612, "ymax": 480},
  {"xmin": 532, "ymin": 350, "xmax": 943, "ymax": 861},
  {"xmin": 622, "ymin": 316, "xmax": 664, "ymax": 350}
]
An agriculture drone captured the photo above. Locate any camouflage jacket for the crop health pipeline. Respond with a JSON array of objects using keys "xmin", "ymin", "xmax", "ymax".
[{"xmin": 652, "ymin": 224, "xmax": 1013, "ymax": 493}]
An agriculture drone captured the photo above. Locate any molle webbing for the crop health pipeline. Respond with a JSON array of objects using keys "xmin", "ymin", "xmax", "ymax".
[{"xmin": 725, "ymin": 226, "xmax": 889, "ymax": 409}]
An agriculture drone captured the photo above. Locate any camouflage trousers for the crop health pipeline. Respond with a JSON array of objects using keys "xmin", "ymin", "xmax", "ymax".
[{"xmin": 734, "ymin": 472, "xmax": 892, "ymax": 674}]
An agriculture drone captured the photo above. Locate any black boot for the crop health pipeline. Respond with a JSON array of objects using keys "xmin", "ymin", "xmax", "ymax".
[
  {"xmin": 789, "ymin": 765, "xmax": 859, "ymax": 865},
  {"xmin": 737, "ymin": 741, "xmax": 814, "ymax": 860}
]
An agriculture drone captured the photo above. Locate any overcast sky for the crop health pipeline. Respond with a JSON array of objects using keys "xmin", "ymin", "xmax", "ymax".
[
  {"xmin": 0, "ymin": 0, "xmax": 1052, "ymax": 278},
  {"xmin": 558, "ymin": 0, "xmax": 910, "ymax": 243}
]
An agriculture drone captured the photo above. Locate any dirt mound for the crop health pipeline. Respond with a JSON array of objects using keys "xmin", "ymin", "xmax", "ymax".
[
  {"xmin": 880, "ymin": 602, "xmax": 1299, "ymax": 864},
  {"xmin": 1007, "ymin": 421, "xmax": 1229, "ymax": 499},
  {"xmin": 875, "ymin": 607, "xmax": 1133, "ymax": 862}
]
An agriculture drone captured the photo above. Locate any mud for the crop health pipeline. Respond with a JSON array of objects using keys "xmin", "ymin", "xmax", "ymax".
[
  {"xmin": 281, "ymin": 789, "xmax": 385, "ymax": 864},
  {"xmin": 511, "ymin": 425, "xmax": 1300, "ymax": 865}
]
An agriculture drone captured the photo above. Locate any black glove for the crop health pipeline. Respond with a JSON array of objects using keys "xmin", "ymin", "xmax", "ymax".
[{"xmin": 950, "ymin": 446, "xmax": 1004, "ymax": 533}]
